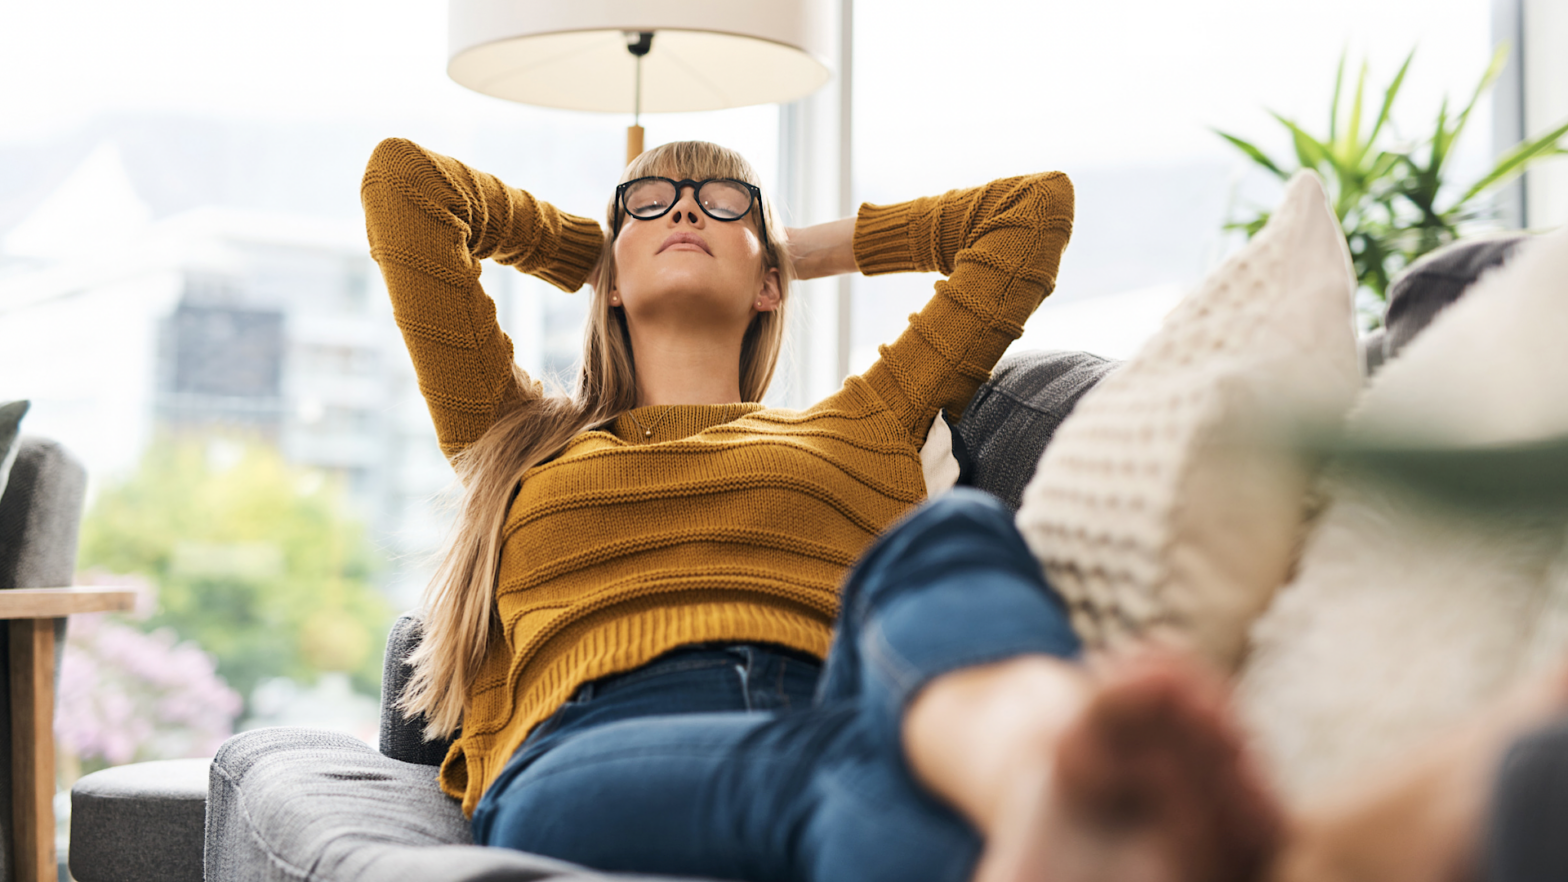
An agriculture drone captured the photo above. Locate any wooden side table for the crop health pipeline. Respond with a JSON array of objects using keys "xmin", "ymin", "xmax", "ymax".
[{"xmin": 2, "ymin": 588, "xmax": 135, "ymax": 882}]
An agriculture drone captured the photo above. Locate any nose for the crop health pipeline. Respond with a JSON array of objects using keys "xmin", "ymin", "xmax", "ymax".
[{"xmin": 671, "ymin": 185, "xmax": 702, "ymax": 225}]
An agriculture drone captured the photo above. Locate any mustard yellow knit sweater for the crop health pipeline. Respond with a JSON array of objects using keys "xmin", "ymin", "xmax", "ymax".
[{"xmin": 361, "ymin": 138, "xmax": 1073, "ymax": 815}]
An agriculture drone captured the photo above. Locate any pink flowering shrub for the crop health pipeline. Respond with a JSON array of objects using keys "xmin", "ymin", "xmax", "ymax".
[{"xmin": 57, "ymin": 612, "xmax": 243, "ymax": 768}]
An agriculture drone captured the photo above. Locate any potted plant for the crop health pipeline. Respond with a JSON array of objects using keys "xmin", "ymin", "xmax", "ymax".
[{"xmin": 1217, "ymin": 46, "xmax": 1568, "ymax": 325}]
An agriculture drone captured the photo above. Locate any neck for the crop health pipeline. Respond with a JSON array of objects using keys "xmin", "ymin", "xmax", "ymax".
[{"xmin": 627, "ymin": 322, "xmax": 747, "ymax": 406}]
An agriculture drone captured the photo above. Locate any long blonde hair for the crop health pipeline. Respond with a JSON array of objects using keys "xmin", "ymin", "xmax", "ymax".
[{"xmin": 401, "ymin": 142, "xmax": 794, "ymax": 739}]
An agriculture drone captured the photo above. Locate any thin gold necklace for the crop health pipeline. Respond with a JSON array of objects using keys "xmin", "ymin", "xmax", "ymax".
[{"xmin": 625, "ymin": 405, "xmax": 674, "ymax": 441}]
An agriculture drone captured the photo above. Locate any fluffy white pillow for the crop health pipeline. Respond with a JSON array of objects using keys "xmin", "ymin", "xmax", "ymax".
[
  {"xmin": 1015, "ymin": 171, "xmax": 1360, "ymax": 671},
  {"xmin": 1237, "ymin": 225, "xmax": 1568, "ymax": 806}
]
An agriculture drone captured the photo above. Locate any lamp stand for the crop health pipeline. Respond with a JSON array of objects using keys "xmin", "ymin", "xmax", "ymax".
[
  {"xmin": 626, "ymin": 125, "xmax": 645, "ymax": 165},
  {"xmin": 624, "ymin": 31, "xmax": 654, "ymax": 166}
]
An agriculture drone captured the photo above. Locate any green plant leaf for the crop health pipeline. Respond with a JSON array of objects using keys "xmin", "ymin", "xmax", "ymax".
[
  {"xmin": 1330, "ymin": 48, "xmax": 1347, "ymax": 143},
  {"xmin": 1342, "ymin": 60, "xmax": 1370, "ymax": 165},
  {"xmin": 1215, "ymin": 129, "xmax": 1290, "ymax": 178},
  {"xmin": 1367, "ymin": 151, "xmax": 1401, "ymax": 182},
  {"xmin": 1456, "ymin": 117, "xmax": 1568, "ymax": 206},
  {"xmin": 1367, "ymin": 49, "xmax": 1415, "ymax": 149},
  {"xmin": 1270, "ymin": 112, "xmax": 1329, "ymax": 171},
  {"xmin": 1428, "ymin": 96, "xmax": 1453, "ymax": 177}
]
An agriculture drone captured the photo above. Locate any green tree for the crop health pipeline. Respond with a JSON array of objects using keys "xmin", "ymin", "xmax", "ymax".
[{"xmin": 78, "ymin": 438, "xmax": 392, "ymax": 706}]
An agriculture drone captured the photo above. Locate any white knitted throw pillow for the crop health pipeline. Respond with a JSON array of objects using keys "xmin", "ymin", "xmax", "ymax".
[
  {"xmin": 1236, "ymin": 225, "xmax": 1568, "ymax": 806},
  {"xmin": 1015, "ymin": 171, "xmax": 1359, "ymax": 671}
]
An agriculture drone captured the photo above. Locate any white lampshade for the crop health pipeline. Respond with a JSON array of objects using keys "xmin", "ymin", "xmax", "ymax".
[{"xmin": 448, "ymin": 0, "xmax": 834, "ymax": 113}]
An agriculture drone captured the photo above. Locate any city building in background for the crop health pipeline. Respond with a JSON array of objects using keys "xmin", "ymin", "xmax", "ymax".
[{"xmin": 0, "ymin": 136, "xmax": 596, "ymax": 606}]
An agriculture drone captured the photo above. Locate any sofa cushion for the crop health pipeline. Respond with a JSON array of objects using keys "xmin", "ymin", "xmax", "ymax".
[
  {"xmin": 1015, "ymin": 170, "xmax": 1361, "ymax": 671},
  {"xmin": 70, "ymin": 758, "xmax": 210, "ymax": 882},
  {"xmin": 209, "ymin": 727, "xmax": 683, "ymax": 882},
  {"xmin": 1488, "ymin": 713, "xmax": 1568, "ymax": 882},
  {"xmin": 955, "ymin": 349, "xmax": 1119, "ymax": 511},
  {"xmin": 1236, "ymin": 226, "xmax": 1568, "ymax": 805},
  {"xmin": 1380, "ymin": 232, "xmax": 1530, "ymax": 365}
]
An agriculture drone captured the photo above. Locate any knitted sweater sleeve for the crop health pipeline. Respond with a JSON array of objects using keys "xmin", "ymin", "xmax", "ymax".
[
  {"xmin": 851, "ymin": 173, "xmax": 1074, "ymax": 440},
  {"xmin": 360, "ymin": 137, "xmax": 604, "ymax": 460}
]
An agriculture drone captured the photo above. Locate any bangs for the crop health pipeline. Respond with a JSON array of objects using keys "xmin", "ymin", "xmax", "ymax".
[{"xmin": 620, "ymin": 141, "xmax": 760, "ymax": 187}]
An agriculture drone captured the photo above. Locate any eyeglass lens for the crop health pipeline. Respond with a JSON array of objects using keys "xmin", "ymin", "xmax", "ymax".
[{"xmin": 623, "ymin": 179, "xmax": 753, "ymax": 221}]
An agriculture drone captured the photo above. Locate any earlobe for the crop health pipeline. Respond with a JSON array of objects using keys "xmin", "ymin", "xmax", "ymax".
[{"xmin": 755, "ymin": 268, "xmax": 782, "ymax": 312}]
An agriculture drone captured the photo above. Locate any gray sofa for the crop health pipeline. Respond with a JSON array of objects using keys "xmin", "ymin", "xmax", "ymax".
[{"xmin": 67, "ymin": 349, "xmax": 1119, "ymax": 882}]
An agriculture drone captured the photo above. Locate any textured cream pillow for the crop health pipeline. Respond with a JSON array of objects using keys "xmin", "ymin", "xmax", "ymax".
[
  {"xmin": 1015, "ymin": 171, "xmax": 1360, "ymax": 671},
  {"xmin": 1236, "ymin": 225, "xmax": 1568, "ymax": 806},
  {"xmin": 921, "ymin": 411, "xmax": 961, "ymax": 498}
]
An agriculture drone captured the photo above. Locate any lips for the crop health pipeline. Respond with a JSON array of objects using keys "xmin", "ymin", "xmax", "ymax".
[{"xmin": 657, "ymin": 231, "xmax": 712, "ymax": 255}]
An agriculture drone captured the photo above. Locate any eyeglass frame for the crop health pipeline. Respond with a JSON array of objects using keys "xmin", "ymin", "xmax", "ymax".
[{"xmin": 611, "ymin": 177, "xmax": 770, "ymax": 256}]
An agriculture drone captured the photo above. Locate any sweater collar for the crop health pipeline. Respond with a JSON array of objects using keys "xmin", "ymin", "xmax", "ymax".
[{"xmin": 609, "ymin": 402, "xmax": 766, "ymax": 444}]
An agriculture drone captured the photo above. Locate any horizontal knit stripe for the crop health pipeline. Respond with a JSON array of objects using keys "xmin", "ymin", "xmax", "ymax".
[
  {"xmin": 538, "ymin": 423, "xmax": 919, "ymax": 469},
  {"xmin": 391, "ymin": 316, "xmax": 484, "ymax": 350},
  {"xmin": 499, "ymin": 526, "xmax": 864, "ymax": 593},
  {"xmin": 415, "ymin": 383, "xmax": 504, "ymax": 416},
  {"xmin": 501, "ymin": 446, "xmax": 923, "ymax": 540},
  {"xmin": 555, "ymin": 424, "xmax": 917, "ymax": 470},
  {"xmin": 498, "ymin": 564, "xmax": 842, "ymax": 626},
  {"xmin": 371, "ymin": 243, "xmax": 480, "ymax": 290},
  {"xmin": 500, "ymin": 481, "xmax": 913, "ymax": 553}
]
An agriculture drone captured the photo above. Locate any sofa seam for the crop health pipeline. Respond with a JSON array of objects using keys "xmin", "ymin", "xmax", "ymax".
[{"xmin": 210, "ymin": 759, "xmax": 315, "ymax": 881}]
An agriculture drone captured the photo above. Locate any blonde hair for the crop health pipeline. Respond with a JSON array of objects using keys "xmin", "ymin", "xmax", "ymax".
[{"xmin": 401, "ymin": 142, "xmax": 794, "ymax": 739}]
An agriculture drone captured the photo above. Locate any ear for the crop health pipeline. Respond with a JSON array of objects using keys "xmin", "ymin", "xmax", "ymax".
[{"xmin": 754, "ymin": 267, "xmax": 782, "ymax": 312}]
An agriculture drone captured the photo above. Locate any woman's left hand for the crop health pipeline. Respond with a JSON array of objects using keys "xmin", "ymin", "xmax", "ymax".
[{"xmin": 784, "ymin": 218, "xmax": 859, "ymax": 281}]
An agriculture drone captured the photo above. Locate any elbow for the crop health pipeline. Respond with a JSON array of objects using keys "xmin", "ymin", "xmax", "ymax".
[
  {"xmin": 362, "ymin": 137, "xmax": 424, "ymax": 197},
  {"xmin": 1024, "ymin": 172, "xmax": 1075, "ymax": 263},
  {"xmin": 1023, "ymin": 171, "xmax": 1075, "ymax": 230}
]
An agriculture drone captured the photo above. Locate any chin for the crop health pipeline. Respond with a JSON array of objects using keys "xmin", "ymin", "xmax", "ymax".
[{"xmin": 627, "ymin": 281, "xmax": 751, "ymax": 325}]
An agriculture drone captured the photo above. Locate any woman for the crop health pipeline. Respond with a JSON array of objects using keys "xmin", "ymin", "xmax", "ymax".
[{"xmin": 359, "ymin": 136, "xmax": 1289, "ymax": 882}]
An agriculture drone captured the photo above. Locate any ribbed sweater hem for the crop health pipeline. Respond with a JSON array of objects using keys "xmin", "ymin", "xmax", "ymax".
[
  {"xmin": 533, "ymin": 213, "xmax": 604, "ymax": 292},
  {"xmin": 443, "ymin": 599, "xmax": 834, "ymax": 816}
]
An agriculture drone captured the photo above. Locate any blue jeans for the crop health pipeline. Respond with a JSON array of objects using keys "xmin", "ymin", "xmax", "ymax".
[{"xmin": 471, "ymin": 489, "xmax": 1082, "ymax": 882}]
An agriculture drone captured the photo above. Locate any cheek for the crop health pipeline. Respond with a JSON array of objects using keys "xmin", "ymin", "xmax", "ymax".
[{"xmin": 610, "ymin": 235, "xmax": 645, "ymax": 289}]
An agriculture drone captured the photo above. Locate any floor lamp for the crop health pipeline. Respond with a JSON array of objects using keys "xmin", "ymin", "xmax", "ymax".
[{"xmin": 447, "ymin": 0, "xmax": 835, "ymax": 165}]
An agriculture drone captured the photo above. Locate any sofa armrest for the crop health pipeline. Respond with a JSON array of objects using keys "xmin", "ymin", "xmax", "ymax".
[{"xmin": 379, "ymin": 611, "xmax": 455, "ymax": 766}]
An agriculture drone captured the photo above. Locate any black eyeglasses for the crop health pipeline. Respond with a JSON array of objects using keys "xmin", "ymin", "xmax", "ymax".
[{"xmin": 612, "ymin": 177, "xmax": 768, "ymax": 249}]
